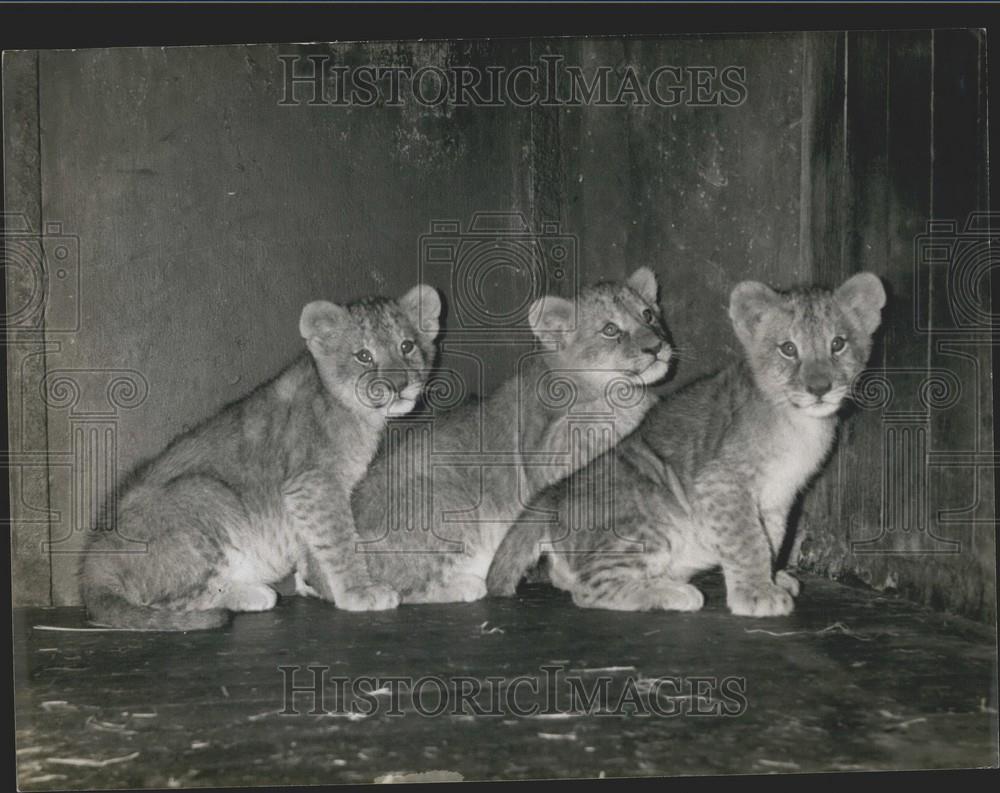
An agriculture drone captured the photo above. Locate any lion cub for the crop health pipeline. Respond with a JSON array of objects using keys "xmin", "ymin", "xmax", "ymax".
[
  {"xmin": 344, "ymin": 268, "xmax": 673, "ymax": 607},
  {"xmin": 487, "ymin": 273, "xmax": 885, "ymax": 617},
  {"xmin": 81, "ymin": 284, "xmax": 440, "ymax": 630}
]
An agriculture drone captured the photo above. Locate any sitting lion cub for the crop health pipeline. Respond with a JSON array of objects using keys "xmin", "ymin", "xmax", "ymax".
[
  {"xmin": 81, "ymin": 284, "xmax": 440, "ymax": 630},
  {"xmin": 342, "ymin": 268, "xmax": 673, "ymax": 607},
  {"xmin": 487, "ymin": 273, "xmax": 885, "ymax": 616}
]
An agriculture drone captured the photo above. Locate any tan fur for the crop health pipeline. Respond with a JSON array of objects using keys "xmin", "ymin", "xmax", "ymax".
[
  {"xmin": 80, "ymin": 285, "xmax": 441, "ymax": 630},
  {"xmin": 345, "ymin": 268, "xmax": 673, "ymax": 606},
  {"xmin": 487, "ymin": 273, "xmax": 886, "ymax": 617}
]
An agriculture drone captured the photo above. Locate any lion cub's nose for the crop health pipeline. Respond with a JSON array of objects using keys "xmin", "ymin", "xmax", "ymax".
[
  {"xmin": 642, "ymin": 341, "xmax": 664, "ymax": 356},
  {"xmin": 806, "ymin": 376, "xmax": 832, "ymax": 397},
  {"xmin": 387, "ymin": 370, "xmax": 409, "ymax": 393}
]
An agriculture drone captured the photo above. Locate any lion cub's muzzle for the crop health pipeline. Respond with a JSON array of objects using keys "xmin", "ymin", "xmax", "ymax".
[
  {"xmin": 387, "ymin": 378, "xmax": 424, "ymax": 416},
  {"xmin": 357, "ymin": 368, "xmax": 426, "ymax": 415},
  {"xmin": 636, "ymin": 339, "xmax": 673, "ymax": 385}
]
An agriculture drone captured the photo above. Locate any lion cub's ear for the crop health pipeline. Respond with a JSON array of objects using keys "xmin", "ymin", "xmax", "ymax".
[
  {"xmin": 529, "ymin": 295, "xmax": 575, "ymax": 336},
  {"xmin": 626, "ymin": 266, "xmax": 659, "ymax": 304},
  {"xmin": 835, "ymin": 272, "xmax": 886, "ymax": 335},
  {"xmin": 300, "ymin": 301, "xmax": 350, "ymax": 355},
  {"xmin": 399, "ymin": 284, "xmax": 442, "ymax": 341},
  {"xmin": 729, "ymin": 281, "xmax": 779, "ymax": 344}
]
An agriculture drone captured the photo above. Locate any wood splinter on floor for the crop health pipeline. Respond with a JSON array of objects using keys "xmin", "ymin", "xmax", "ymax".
[
  {"xmin": 743, "ymin": 622, "xmax": 875, "ymax": 640},
  {"xmin": 479, "ymin": 621, "xmax": 505, "ymax": 634},
  {"xmin": 19, "ymin": 774, "xmax": 69, "ymax": 785},
  {"xmin": 46, "ymin": 752, "xmax": 140, "ymax": 768},
  {"xmin": 85, "ymin": 715, "xmax": 137, "ymax": 735},
  {"xmin": 756, "ymin": 759, "xmax": 802, "ymax": 770},
  {"xmin": 569, "ymin": 666, "xmax": 637, "ymax": 674}
]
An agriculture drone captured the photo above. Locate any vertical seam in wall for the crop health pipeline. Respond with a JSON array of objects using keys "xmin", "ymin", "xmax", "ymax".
[
  {"xmin": 977, "ymin": 30, "xmax": 993, "ymax": 456},
  {"xmin": 841, "ymin": 31, "xmax": 850, "ymax": 280},
  {"xmin": 798, "ymin": 31, "xmax": 811, "ymax": 278},
  {"xmin": 526, "ymin": 39, "xmax": 537, "ymax": 232},
  {"xmin": 842, "ymin": 31, "xmax": 849, "ymax": 267},
  {"xmin": 883, "ymin": 35, "xmax": 891, "ymax": 350},
  {"xmin": 34, "ymin": 51, "xmax": 55, "ymax": 606},
  {"xmin": 796, "ymin": 32, "xmax": 814, "ymax": 566},
  {"xmin": 982, "ymin": 30, "xmax": 990, "ymax": 216},
  {"xmin": 927, "ymin": 32, "xmax": 935, "ymax": 389},
  {"xmin": 623, "ymin": 37, "xmax": 632, "ymax": 281},
  {"xmin": 838, "ymin": 32, "xmax": 849, "ymax": 533}
]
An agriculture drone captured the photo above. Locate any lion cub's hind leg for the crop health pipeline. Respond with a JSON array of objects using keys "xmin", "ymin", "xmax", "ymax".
[
  {"xmin": 571, "ymin": 575, "xmax": 704, "ymax": 612},
  {"xmin": 567, "ymin": 556, "xmax": 705, "ymax": 612}
]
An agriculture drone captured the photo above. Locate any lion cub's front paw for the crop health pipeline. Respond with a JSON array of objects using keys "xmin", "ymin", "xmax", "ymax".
[
  {"xmin": 451, "ymin": 574, "xmax": 488, "ymax": 603},
  {"xmin": 775, "ymin": 570, "xmax": 801, "ymax": 597},
  {"xmin": 728, "ymin": 583, "xmax": 795, "ymax": 617},
  {"xmin": 337, "ymin": 584, "xmax": 400, "ymax": 611}
]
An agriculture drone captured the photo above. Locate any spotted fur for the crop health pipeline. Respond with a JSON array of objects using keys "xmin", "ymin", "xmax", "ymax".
[
  {"xmin": 80, "ymin": 285, "xmax": 441, "ymax": 630},
  {"xmin": 346, "ymin": 268, "xmax": 673, "ymax": 606},
  {"xmin": 487, "ymin": 273, "xmax": 886, "ymax": 617}
]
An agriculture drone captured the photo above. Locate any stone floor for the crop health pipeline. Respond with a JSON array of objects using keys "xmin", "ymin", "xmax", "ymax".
[{"xmin": 13, "ymin": 574, "xmax": 999, "ymax": 789}]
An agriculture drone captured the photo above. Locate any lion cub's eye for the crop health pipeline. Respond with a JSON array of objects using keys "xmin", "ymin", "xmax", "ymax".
[
  {"xmin": 830, "ymin": 336, "xmax": 847, "ymax": 355},
  {"xmin": 354, "ymin": 349, "xmax": 374, "ymax": 365},
  {"xmin": 778, "ymin": 341, "xmax": 798, "ymax": 359},
  {"xmin": 642, "ymin": 308, "xmax": 655, "ymax": 324},
  {"xmin": 400, "ymin": 339, "xmax": 415, "ymax": 355},
  {"xmin": 601, "ymin": 322, "xmax": 621, "ymax": 338}
]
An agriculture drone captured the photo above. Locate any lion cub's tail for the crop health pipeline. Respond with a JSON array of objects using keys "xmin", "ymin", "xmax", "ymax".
[
  {"xmin": 83, "ymin": 586, "xmax": 229, "ymax": 632},
  {"xmin": 487, "ymin": 522, "xmax": 548, "ymax": 597}
]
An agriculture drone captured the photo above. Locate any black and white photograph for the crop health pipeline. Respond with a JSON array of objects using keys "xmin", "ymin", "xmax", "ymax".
[{"xmin": 3, "ymin": 3, "xmax": 997, "ymax": 788}]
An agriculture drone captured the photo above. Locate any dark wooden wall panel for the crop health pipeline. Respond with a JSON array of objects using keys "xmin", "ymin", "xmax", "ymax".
[
  {"xmin": 803, "ymin": 32, "xmax": 894, "ymax": 573},
  {"xmin": 651, "ymin": 33, "xmax": 806, "ymax": 387},
  {"xmin": 33, "ymin": 42, "xmax": 536, "ymax": 603},
  {"xmin": 3, "ymin": 50, "xmax": 54, "ymax": 605},
  {"xmin": 795, "ymin": 32, "xmax": 848, "ymax": 567},
  {"xmin": 798, "ymin": 30, "xmax": 994, "ymax": 622},
  {"xmin": 923, "ymin": 29, "xmax": 995, "ymax": 617},
  {"xmin": 533, "ymin": 39, "xmax": 633, "ymax": 284},
  {"xmin": 541, "ymin": 34, "xmax": 807, "ymax": 390}
]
